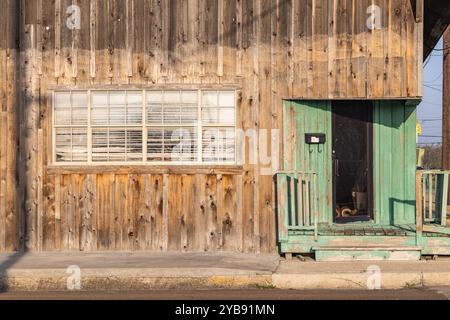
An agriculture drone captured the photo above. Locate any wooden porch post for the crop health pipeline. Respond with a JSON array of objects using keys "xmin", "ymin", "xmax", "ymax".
[
  {"xmin": 416, "ymin": 172, "xmax": 423, "ymax": 237},
  {"xmin": 443, "ymin": 27, "xmax": 450, "ymax": 205}
]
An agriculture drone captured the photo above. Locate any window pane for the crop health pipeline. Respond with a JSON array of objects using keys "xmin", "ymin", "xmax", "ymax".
[
  {"xmin": 55, "ymin": 92, "xmax": 71, "ymax": 107},
  {"xmin": 202, "ymin": 108, "xmax": 218, "ymax": 124},
  {"xmin": 147, "ymin": 91, "xmax": 163, "ymax": 103},
  {"xmin": 181, "ymin": 91, "xmax": 198, "ymax": 104},
  {"xmin": 127, "ymin": 104, "xmax": 142, "ymax": 125},
  {"xmin": 164, "ymin": 91, "xmax": 180, "ymax": 104},
  {"xmin": 147, "ymin": 91, "xmax": 198, "ymax": 126},
  {"xmin": 55, "ymin": 128, "xmax": 72, "ymax": 162},
  {"xmin": 202, "ymin": 92, "xmax": 235, "ymax": 125},
  {"xmin": 202, "ymin": 108, "xmax": 234, "ymax": 125},
  {"xmin": 219, "ymin": 108, "xmax": 235, "ymax": 124},
  {"xmin": 92, "ymin": 91, "xmax": 108, "ymax": 105},
  {"xmin": 219, "ymin": 91, "xmax": 235, "ymax": 107},
  {"xmin": 55, "ymin": 128, "xmax": 87, "ymax": 162},
  {"xmin": 202, "ymin": 128, "xmax": 235, "ymax": 162},
  {"xmin": 148, "ymin": 128, "xmax": 197, "ymax": 162},
  {"xmin": 92, "ymin": 92, "xmax": 109, "ymax": 125},
  {"xmin": 110, "ymin": 105, "xmax": 126, "ymax": 125},
  {"xmin": 126, "ymin": 130, "xmax": 143, "ymax": 161},
  {"xmin": 55, "ymin": 105, "xmax": 72, "ymax": 126},
  {"xmin": 72, "ymin": 107, "xmax": 88, "ymax": 125},
  {"xmin": 180, "ymin": 107, "xmax": 198, "ymax": 124},
  {"xmin": 202, "ymin": 92, "xmax": 218, "ymax": 107},
  {"xmin": 92, "ymin": 129, "xmax": 109, "ymax": 162},
  {"xmin": 147, "ymin": 104, "xmax": 163, "ymax": 125},
  {"xmin": 127, "ymin": 92, "xmax": 142, "ymax": 105},
  {"xmin": 92, "ymin": 128, "xmax": 142, "ymax": 162},
  {"xmin": 147, "ymin": 128, "xmax": 164, "ymax": 161},
  {"xmin": 72, "ymin": 92, "xmax": 88, "ymax": 107},
  {"xmin": 109, "ymin": 91, "xmax": 126, "ymax": 105},
  {"xmin": 163, "ymin": 105, "xmax": 181, "ymax": 124},
  {"xmin": 147, "ymin": 127, "xmax": 197, "ymax": 162},
  {"xmin": 72, "ymin": 128, "xmax": 88, "ymax": 162},
  {"xmin": 108, "ymin": 129, "xmax": 126, "ymax": 161},
  {"xmin": 92, "ymin": 106, "xmax": 109, "ymax": 125},
  {"xmin": 127, "ymin": 92, "xmax": 143, "ymax": 125},
  {"xmin": 54, "ymin": 92, "xmax": 88, "ymax": 126},
  {"xmin": 164, "ymin": 127, "xmax": 197, "ymax": 162}
]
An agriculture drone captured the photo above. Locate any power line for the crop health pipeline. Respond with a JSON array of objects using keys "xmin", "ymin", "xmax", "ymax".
[
  {"xmin": 421, "ymin": 135, "xmax": 443, "ymax": 138},
  {"xmin": 421, "ymin": 100, "xmax": 442, "ymax": 107},
  {"xmin": 432, "ymin": 46, "xmax": 450, "ymax": 51},
  {"xmin": 424, "ymin": 55, "xmax": 432, "ymax": 69},
  {"xmin": 424, "ymin": 84, "xmax": 443, "ymax": 93},
  {"xmin": 419, "ymin": 119, "xmax": 442, "ymax": 122},
  {"xmin": 426, "ymin": 40, "xmax": 450, "ymax": 52},
  {"xmin": 424, "ymin": 84, "xmax": 441, "ymax": 88},
  {"xmin": 425, "ymin": 71, "xmax": 443, "ymax": 84}
]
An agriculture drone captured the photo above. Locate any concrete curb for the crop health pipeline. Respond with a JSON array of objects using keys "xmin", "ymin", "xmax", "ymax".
[
  {"xmin": 272, "ymin": 272, "xmax": 420, "ymax": 290},
  {"xmin": 0, "ymin": 269, "xmax": 274, "ymax": 291},
  {"xmin": 2, "ymin": 263, "xmax": 450, "ymax": 291},
  {"xmin": 3, "ymin": 270, "xmax": 450, "ymax": 291},
  {"xmin": 272, "ymin": 272, "xmax": 450, "ymax": 290},
  {"xmin": 269, "ymin": 259, "xmax": 450, "ymax": 290}
]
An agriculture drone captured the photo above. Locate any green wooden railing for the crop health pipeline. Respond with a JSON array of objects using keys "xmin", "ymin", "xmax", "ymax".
[
  {"xmin": 416, "ymin": 171, "xmax": 450, "ymax": 235},
  {"xmin": 276, "ymin": 172, "xmax": 319, "ymax": 241}
]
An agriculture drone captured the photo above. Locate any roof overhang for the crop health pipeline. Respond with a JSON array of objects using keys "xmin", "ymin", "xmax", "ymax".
[{"xmin": 421, "ymin": 0, "xmax": 450, "ymax": 60}]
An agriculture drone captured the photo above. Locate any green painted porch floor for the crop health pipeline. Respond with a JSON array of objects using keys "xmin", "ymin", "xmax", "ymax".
[
  {"xmin": 290, "ymin": 224, "xmax": 417, "ymax": 236},
  {"xmin": 290, "ymin": 223, "xmax": 450, "ymax": 238}
]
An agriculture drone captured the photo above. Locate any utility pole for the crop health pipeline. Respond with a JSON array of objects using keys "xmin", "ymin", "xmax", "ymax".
[{"xmin": 443, "ymin": 27, "xmax": 450, "ymax": 205}]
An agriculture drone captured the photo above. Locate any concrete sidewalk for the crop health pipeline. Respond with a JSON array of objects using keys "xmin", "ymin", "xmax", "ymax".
[
  {"xmin": 273, "ymin": 259, "xmax": 450, "ymax": 289},
  {"xmin": 1, "ymin": 252, "xmax": 450, "ymax": 291},
  {"xmin": 0, "ymin": 252, "xmax": 278, "ymax": 291}
]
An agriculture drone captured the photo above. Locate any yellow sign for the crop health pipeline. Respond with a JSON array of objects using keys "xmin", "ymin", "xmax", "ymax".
[{"xmin": 417, "ymin": 121, "xmax": 422, "ymax": 136}]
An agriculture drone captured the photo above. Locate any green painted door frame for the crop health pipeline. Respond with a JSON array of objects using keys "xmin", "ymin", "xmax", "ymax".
[{"xmin": 282, "ymin": 100, "xmax": 418, "ymax": 227}]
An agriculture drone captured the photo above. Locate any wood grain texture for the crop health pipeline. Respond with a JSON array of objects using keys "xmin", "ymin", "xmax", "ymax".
[{"xmin": 0, "ymin": 0, "xmax": 425, "ymax": 253}]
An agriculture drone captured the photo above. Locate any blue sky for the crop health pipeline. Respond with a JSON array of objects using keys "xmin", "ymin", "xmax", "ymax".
[{"xmin": 418, "ymin": 38, "xmax": 444, "ymax": 145}]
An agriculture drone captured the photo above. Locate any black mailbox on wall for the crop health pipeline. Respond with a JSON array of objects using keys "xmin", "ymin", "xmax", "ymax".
[{"xmin": 305, "ymin": 133, "xmax": 326, "ymax": 145}]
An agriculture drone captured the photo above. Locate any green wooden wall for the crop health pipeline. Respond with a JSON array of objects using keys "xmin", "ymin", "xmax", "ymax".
[
  {"xmin": 283, "ymin": 100, "xmax": 417, "ymax": 226},
  {"xmin": 283, "ymin": 101, "xmax": 333, "ymax": 223},
  {"xmin": 373, "ymin": 101, "xmax": 417, "ymax": 225}
]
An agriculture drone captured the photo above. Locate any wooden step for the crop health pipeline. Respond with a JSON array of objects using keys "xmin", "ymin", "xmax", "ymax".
[
  {"xmin": 423, "ymin": 224, "xmax": 450, "ymax": 235},
  {"xmin": 313, "ymin": 246, "xmax": 422, "ymax": 262}
]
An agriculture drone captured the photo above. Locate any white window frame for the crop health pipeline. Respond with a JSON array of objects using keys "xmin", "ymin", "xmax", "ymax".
[{"xmin": 52, "ymin": 89, "xmax": 237, "ymax": 166}]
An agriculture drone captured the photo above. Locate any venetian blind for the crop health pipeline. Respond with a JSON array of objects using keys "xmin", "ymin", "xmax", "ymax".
[{"xmin": 54, "ymin": 90, "xmax": 236, "ymax": 164}]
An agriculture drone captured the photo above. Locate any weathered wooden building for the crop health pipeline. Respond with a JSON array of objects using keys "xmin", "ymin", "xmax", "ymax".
[{"xmin": 0, "ymin": 0, "xmax": 449, "ymax": 259}]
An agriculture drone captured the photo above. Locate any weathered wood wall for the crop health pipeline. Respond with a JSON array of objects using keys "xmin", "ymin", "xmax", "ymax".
[
  {"xmin": 41, "ymin": 172, "xmax": 247, "ymax": 252},
  {"xmin": 0, "ymin": 0, "xmax": 424, "ymax": 252},
  {"xmin": 0, "ymin": 0, "xmax": 20, "ymax": 252}
]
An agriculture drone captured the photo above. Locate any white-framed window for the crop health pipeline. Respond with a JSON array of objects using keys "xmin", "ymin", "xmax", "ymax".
[{"xmin": 53, "ymin": 90, "xmax": 236, "ymax": 165}]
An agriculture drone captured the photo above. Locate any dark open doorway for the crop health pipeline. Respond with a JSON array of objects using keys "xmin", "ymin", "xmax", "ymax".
[{"xmin": 332, "ymin": 101, "xmax": 374, "ymax": 223}]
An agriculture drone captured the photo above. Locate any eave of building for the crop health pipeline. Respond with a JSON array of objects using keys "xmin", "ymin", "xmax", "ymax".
[{"xmin": 422, "ymin": 0, "xmax": 450, "ymax": 60}]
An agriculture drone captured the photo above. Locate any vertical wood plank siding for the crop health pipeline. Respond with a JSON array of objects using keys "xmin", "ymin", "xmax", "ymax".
[
  {"xmin": 0, "ymin": 0, "xmax": 423, "ymax": 252},
  {"xmin": 0, "ymin": 0, "xmax": 20, "ymax": 251}
]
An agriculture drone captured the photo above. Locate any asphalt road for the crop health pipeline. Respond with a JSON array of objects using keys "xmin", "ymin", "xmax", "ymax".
[{"xmin": 0, "ymin": 288, "xmax": 449, "ymax": 300}]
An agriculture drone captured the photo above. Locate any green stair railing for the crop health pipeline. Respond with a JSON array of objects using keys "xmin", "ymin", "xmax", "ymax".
[
  {"xmin": 276, "ymin": 172, "xmax": 319, "ymax": 241},
  {"xmin": 416, "ymin": 171, "xmax": 450, "ymax": 235}
]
